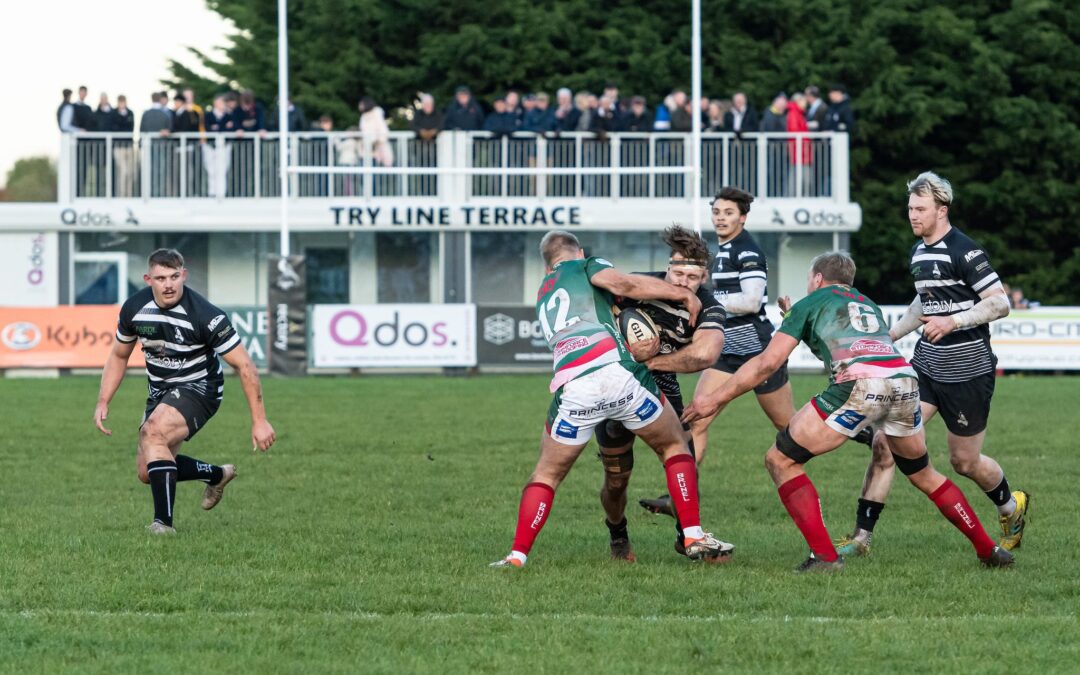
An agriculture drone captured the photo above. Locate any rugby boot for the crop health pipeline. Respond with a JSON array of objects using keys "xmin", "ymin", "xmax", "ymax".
[
  {"xmin": 147, "ymin": 521, "xmax": 177, "ymax": 535},
  {"xmin": 489, "ymin": 556, "xmax": 524, "ymax": 569},
  {"xmin": 834, "ymin": 531, "xmax": 872, "ymax": 557},
  {"xmin": 980, "ymin": 545, "xmax": 1015, "ymax": 568},
  {"xmin": 202, "ymin": 464, "xmax": 237, "ymax": 510},
  {"xmin": 684, "ymin": 533, "xmax": 735, "ymax": 562},
  {"xmin": 610, "ymin": 536, "xmax": 636, "ymax": 562},
  {"xmin": 999, "ymin": 490, "xmax": 1030, "ymax": 551},
  {"xmin": 794, "ymin": 552, "xmax": 844, "ymax": 574},
  {"xmin": 639, "ymin": 493, "xmax": 676, "ymax": 518}
]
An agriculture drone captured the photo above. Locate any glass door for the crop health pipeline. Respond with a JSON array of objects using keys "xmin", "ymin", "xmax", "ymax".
[{"xmin": 72, "ymin": 252, "xmax": 129, "ymax": 305}]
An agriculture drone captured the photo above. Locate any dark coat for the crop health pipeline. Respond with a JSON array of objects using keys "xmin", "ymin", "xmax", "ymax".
[
  {"xmin": 484, "ymin": 111, "xmax": 519, "ymax": 136},
  {"xmin": 723, "ymin": 106, "xmax": 759, "ymax": 133},
  {"xmin": 823, "ymin": 97, "xmax": 856, "ymax": 134},
  {"xmin": 139, "ymin": 107, "xmax": 173, "ymax": 133},
  {"xmin": 443, "ymin": 99, "xmax": 485, "ymax": 131},
  {"xmin": 617, "ymin": 109, "xmax": 654, "ymax": 133},
  {"xmin": 523, "ymin": 107, "xmax": 556, "ymax": 133}
]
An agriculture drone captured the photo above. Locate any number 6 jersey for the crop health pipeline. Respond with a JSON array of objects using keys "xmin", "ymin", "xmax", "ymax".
[
  {"xmin": 778, "ymin": 285, "xmax": 916, "ymax": 384},
  {"xmin": 536, "ymin": 257, "xmax": 635, "ymax": 393}
]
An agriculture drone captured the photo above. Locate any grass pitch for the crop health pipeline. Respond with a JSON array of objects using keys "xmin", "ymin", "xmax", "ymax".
[{"xmin": 0, "ymin": 373, "xmax": 1077, "ymax": 673}]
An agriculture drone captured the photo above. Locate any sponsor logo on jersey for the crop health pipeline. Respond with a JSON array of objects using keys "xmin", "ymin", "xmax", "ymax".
[
  {"xmin": 863, "ymin": 391, "xmax": 919, "ymax": 403},
  {"xmin": 207, "ymin": 314, "xmax": 225, "ymax": 332},
  {"xmin": 850, "ymin": 339, "xmax": 894, "ymax": 355},
  {"xmin": 921, "ymin": 299, "xmax": 957, "ymax": 314},
  {"xmin": 833, "ymin": 409, "xmax": 866, "ymax": 430},
  {"xmin": 737, "ymin": 250, "xmax": 758, "ymax": 260},
  {"xmin": 634, "ymin": 398, "xmax": 659, "ymax": 421},
  {"xmin": 174, "ymin": 327, "xmax": 184, "ymax": 343},
  {"xmin": 555, "ymin": 420, "xmax": 579, "ymax": 439},
  {"xmin": 964, "ymin": 249, "xmax": 984, "ymax": 263},
  {"xmin": 137, "ymin": 325, "xmax": 156, "ymax": 336},
  {"xmin": 594, "ymin": 258, "xmax": 613, "ymax": 268},
  {"xmin": 1, "ymin": 322, "xmax": 42, "ymax": 350},
  {"xmin": 554, "ymin": 336, "xmax": 590, "ymax": 359},
  {"xmin": 568, "ymin": 393, "xmax": 636, "ymax": 418},
  {"xmin": 146, "ymin": 354, "xmax": 188, "ymax": 370},
  {"xmin": 932, "ymin": 262, "xmax": 942, "ymax": 278}
]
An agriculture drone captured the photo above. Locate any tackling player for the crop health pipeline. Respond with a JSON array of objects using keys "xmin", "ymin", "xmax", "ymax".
[
  {"xmin": 93, "ymin": 249, "xmax": 276, "ymax": 534},
  {"xmin": 592, "ymin": 226, "xmax": 727, "ymax": 561},
  {"xmin": 688, "ymin": 187, "xmax": 798, "ymax": 465},
  {"xmin": 683, "ymin": 252, "xmax": 1013, "ymax": 571},
  {"xmin": 835, "ymin": 172, "xmax": 1029, "ymax": 556},
  {"xmin": 491, "ymin": 231, "xmax": 733, "ymax": 567}
]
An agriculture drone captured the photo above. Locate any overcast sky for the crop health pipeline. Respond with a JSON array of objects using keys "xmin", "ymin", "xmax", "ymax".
[{"xmin": 0, "ymin": 0, "xmax": 232, "ymax": 187}]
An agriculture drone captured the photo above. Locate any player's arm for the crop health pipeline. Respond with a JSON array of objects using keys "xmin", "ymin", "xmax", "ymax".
[
  {"xmin": 921, "ymin": 283, "xmax": 1009, "ymax": 343},
  {"xmin": 591, "ymin": 268, "xmax": 701, "ymax": 325},
  {"xmin": 221, "ymin": 343, "xmax": 276, "ymax": 451},
  {"xmin": 889, "ymin": 295, "xmax": 923, "ymax": 341},
  {"xmin": 645, "ymin": 323, "xmax": 724, "ymax": 374},
  {"xmin": 719, "ymin": 276, "xmax": 766, "ymax": 315},
  {"xmin": 94, "ymin": 337, "xmax": 137, "ymax": 436},
  {"xmin": 682, "ymin": 332, "xmax": 798, "ymax": 423}
]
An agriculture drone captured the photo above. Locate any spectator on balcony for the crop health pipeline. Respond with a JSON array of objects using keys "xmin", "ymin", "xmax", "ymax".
[
  {"xmin": 573, "ymin": 91, "xmax": 596, "ymax": 132},
  {"xmin": 787, "ymin": 93, "xmax": 812, "ymax": 196},
  {"xmin": 617, "ymin": 96, "xmax": 653, "ymax": 132},
  {"xmin": 669, "ymin": 90, "xmax": 693, "ymax": 132},
  {"xmin": 654, "ymin": 95, "xmax": 672, "ymax": 131},
  {"xmin": 114, "ymin": 95, "xmax": 135, "ymax": 133},
  {"xmin": 359, "ymin": 96, "xmax": 393, "ymax": 165},
  {"xmin": 181, "ymin": 88, "xmax": 205, "ymax": 133},
  {"xmin": 553, "ymin": 88, "xmax": 581, "ymax": 132},
  {"xmin": 173, "ymin": 94, "xmax": 202, "ymax": 133},
  {"xmin": 203, "ymin": 95, "xmax": 234, "ymax": 198},
  {"xmin": 57, "ymin": 89, "xmax": 80, "ymax": 132},
  {"xmin": 73, "ymin": 86, "xmax": 94, "ymax": 132},
  {"xmin": 524, "ymin": 92, "xmax": 556, "ymax": 133},
  {"xmin": 140, "ymin": 92, "xmax": 173, "ymax": 136},
  {"xmin": 705, "ymin": 99, "xmax": 730, "ymax": 131},
  {"xmin": 760, "ymin": 92, "xmax": 788, "ymax": 132},
  {"xmin": 233, "ymin": 90, "xmax": 267, "ymax": 135},
  {"xmin": 443, "ymin": 85, "xmax": 485, "ymax": 131},
  {"xmin": 824, "ymin": 84, "xmax": 856, "ymax": 134},
  {"xmin": 602, "ymin": 84, "xmax": 622, "ymax": 116},
  {"xmin": 484, "ymin": 98, "xmax": 519, "ymax": 137},
  {"xmin": 804, "ymin": 85, "xmax": 828, "ymax": 132},
  {"xmin": 505, "ymin": 90, "xmax": 524, "ymax": 124},
  {"xmin": 411, "ymin": 93, "xmax": 443, "ymax": 141},
  {"xmin": 267, "ymin": 96, "xmax": 307, "ymax": 132},
  {"xmin": 724, "ymin": 91, "xmax": 759, "ymax": 134},
  {"xmin": 92, "ymin": 93, "xmax": 115, "ymax": 131}
]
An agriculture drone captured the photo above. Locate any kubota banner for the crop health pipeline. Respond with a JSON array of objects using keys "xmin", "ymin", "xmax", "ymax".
[{"xmin": 0, "ymin": 306, "xmax": 145, "ymax": 369}]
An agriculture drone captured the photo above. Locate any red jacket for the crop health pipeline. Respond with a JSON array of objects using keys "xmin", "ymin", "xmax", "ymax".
[{"xmin": 786, "ymin": 101, "xmax": 812, "ymax": 165}]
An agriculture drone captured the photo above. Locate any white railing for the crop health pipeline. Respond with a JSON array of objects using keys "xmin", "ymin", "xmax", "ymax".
[{"xmin": 61, "ymin": 130, "xmax": 848, "ymax": 203}]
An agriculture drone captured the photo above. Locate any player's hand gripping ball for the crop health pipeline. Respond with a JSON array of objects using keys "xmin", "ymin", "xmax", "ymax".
[{"xmin": 618, "ymin": 307, "xmax": 660, "ymax": 362}]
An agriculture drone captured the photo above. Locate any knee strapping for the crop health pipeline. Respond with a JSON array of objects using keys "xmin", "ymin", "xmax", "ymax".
[
  {"xmin": 892, "ymin": 451, "xmax": 929, "ymax": 476},
  {"xmin": 599, "ymin": 449, "xmax": 635, "ymax": 474},
  {"xmin": 775, "ymin": 427, "xmax": 814, "ymax": 464}
]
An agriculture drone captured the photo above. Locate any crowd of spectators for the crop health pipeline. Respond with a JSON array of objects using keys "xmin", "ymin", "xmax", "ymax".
[{"xmin": 58, "ymin": 82, "xmax": 856, "ymax": 140}]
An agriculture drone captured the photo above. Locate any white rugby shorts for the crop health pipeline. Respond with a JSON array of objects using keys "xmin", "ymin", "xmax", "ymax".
[{"xmin": 547, "ymin": 363, "xmax": 665, "ymax": 446}]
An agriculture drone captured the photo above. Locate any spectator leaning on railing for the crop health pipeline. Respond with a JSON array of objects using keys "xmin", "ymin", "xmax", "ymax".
[
  {"xmin": 233, "ymin": 90, "xmax": 267, "ymax": 136},
  {"xmin": 725, "ymin": 91, "xmax": 758, "ymax": 134},
  {"xmin": 73, "ymin": 86, "xmax": 93, "ymax": 131},
  {"xmin": 443, "ymin": 86, "xmax": 485, "ymax": 131},
  {"xmin": 553, "ymin": 87, "xmax": 580, "ymax": 132},
  {"xmin": 760, "ymin": 92, "xmax": 788, "ymax": 132},
  {"xmin": 804, "ymin": 85, "xmax": 828, "ymax": 131},
  {"xmin": 410, "ymin": 93, "xmax": 442, "ymax": 141},
  {"xmin": 618, "ymin": 95, "xmax": 652, "ymax": 132},
  {"xmin": 823, "ymin": 84, "xmax": 855, "ymax": 134},
  {"xmin": 57, "ymin": 89, "xmax": 79, "ymax": 133},
  {"xmin": 524, "ymin": 92, "xmax": 556, "ymax": 133},
  {"xmin": 484, "ymin": 98, "xmax": 519, "ymax": 136}
]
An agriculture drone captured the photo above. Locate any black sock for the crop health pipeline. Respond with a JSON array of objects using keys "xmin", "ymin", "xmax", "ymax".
[
  {"xmin": 855, "ymin": 498, "xmax": 885, "ymax": 533},
  {"xmin": 147, "ymin": 460, "xmax": 178, "ymax": 526},
  {"xmin": 606, "ymin": 518, "xmax": 629, "ymax": 541},
  {"xmin": 175, "ymin": 454, "xmax": 224, "ymax": 484},
  {"xmin": 985, "ymin": 476, "xmax": 1012, "ymax": 506}
]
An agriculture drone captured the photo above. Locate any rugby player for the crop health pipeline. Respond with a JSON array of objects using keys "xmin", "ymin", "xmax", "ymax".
[
  {"xmin": 683, "ymin": 252, "xmax": 1014, "ymax": 571},
  {"xmin": 591, "ymin": 226, "xmax": 727, "ymax": 561},
  {"xmin": 491, "ymin": 231, "xmax": 733, "ymax": 567},
  {"xmin": 835, "ymin": 172, "xmax": 1029, "ymax": 556},
  {"xmin": 688, "ymin": 187, "xmax": 797, "ymax": 465},
  {"xmin": 93, "ymin": 249, "xmax": 276, "ymax": 534}
]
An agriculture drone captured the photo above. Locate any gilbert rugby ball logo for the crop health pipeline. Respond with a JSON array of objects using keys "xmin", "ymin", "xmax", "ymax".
[{"xmin": 1, "ymin": 322, "xmax": 43, "ymax": 350}]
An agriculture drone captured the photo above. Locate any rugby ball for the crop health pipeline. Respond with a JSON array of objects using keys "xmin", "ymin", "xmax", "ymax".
[{"xmin": 617, "ymin": 307, "xmax": 660, "ymax": 359}]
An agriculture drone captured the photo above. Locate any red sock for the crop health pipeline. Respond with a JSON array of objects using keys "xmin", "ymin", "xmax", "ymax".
[
  {"xmin": 663, "ymin": 454, "xmax": 701, "ymax": 531},
  {"xmin": 929, "ymin": 479, "xmax": 996, "ymax": 559},
  {"xmin": 511, "ymin": 482, "xmax": 555, "ymax": 555},
  {"xmin": 777, "ymin": 474, "xmax": 838, "ymax": 562}
]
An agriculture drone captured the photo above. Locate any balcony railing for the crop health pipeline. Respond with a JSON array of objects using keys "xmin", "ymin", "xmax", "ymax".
[{"xmin": 61, "ymin": 130, "xmax": 848, "ymax": 203}]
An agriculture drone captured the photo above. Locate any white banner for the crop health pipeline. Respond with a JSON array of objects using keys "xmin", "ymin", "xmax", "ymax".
[
  {"xmin": 766, "ymin": 305, "xmax": 1080, "ymax": 372},
  {"xmin": 311, "ymin": 304, "xmax": 476, "ymax": 367},
  {"xmin": 0, "ymin": 232, "xmax": 58, "ymax": 306}
]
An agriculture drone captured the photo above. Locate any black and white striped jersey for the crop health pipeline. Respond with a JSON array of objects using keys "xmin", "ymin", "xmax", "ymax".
[
  {"xmin": 709, "ymin": 229, "xmax": 774, "ymax": 355},
  {"xmin": 909, "ymin": 226, "xmax": 1001, "ymax": 383},
  {"xmin": 116, "ymin": 286, "xmax": 241, "ymax": 399},
  {"xmin": 618, "ymin": 272, "xmax": 727, "ymax": 401}
]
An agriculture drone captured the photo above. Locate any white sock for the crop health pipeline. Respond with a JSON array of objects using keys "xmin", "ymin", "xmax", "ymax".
[
  {"xmin": 509, "ymin": 551, "xmax": 527, "ymax": 564},
  {"xmin": 683, "ymin": 526, "xmax": 705, "ymax": 540},
  {"xmin": 998, "ymin": 496, "xmax": 1017, "ymax": 517}
]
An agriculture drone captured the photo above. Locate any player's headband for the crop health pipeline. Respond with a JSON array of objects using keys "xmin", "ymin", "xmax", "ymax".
[{"xmin": 668, "ymin": 257, "xmax": 708, "ymax": 269}]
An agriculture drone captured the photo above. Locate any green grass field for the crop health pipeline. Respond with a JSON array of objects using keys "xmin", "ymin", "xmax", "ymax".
[{"xmin": 1, "ymin": 373, "xmax": 1077, "ymax": 673}]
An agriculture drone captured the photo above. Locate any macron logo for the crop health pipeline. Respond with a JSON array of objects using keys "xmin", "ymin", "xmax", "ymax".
[
  {"xmin": 208, "ymin": 314, "xmax": 225, "ymax": 331},
  {"xmin": 964, "ymin": 249, "xmax": 984, "ymax": 263}
]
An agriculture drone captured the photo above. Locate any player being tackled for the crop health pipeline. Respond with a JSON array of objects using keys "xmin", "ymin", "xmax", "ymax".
[
  {"xmin": 683, "ymin": 252, "xmax": 1012, "ymax": 572},
  {"xmin": 491, "ymin": 231, "xmax": 733, "ymax": 568}
]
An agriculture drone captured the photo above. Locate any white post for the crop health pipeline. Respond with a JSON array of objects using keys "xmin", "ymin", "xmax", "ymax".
[
  {"xmin": 691, "ymin": 0, "xmax": 703, "ymax": 232},
  {"xmin": 277, "ymin": 0, "xmax": 290, "ymax": 256}
]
